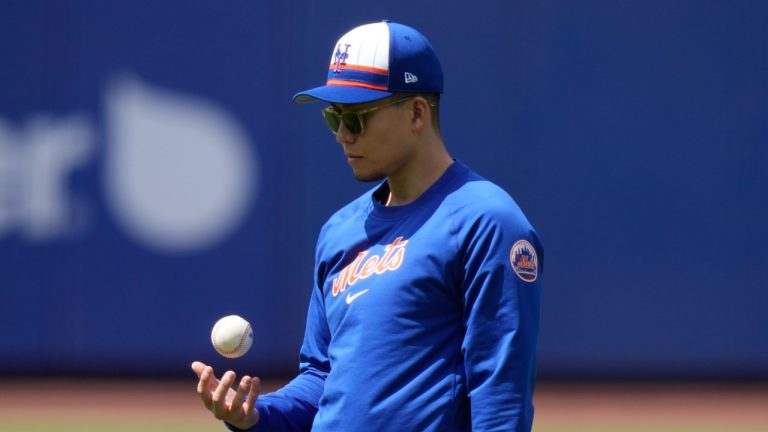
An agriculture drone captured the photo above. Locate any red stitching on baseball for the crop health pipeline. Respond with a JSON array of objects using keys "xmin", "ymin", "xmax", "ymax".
[{"xmin": 213, "ymin": 322, "xmax": 251, "ymax": 355}]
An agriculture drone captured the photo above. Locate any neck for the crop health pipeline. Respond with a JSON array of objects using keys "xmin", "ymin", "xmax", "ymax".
[{"xmin": 386, "ymin": 137, "xmax": 453, "ymax": 206}]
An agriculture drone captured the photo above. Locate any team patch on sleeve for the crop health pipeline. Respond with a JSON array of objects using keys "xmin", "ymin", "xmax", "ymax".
[{"xmin": 510, "ymin": 239, "xmax": 538, "ymax": 282}]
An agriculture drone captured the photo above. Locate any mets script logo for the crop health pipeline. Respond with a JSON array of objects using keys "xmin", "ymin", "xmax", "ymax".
[
  {"xmin": 332, "ymin": 237, "xmax": 408, "ymax": 297},
  {"xmin": 510, "ymin": 239, "xmax": 538, "ymax": 282},
  {"xmin": 333, "ymin": 43, "xmax": 351, "ymax": 74}
]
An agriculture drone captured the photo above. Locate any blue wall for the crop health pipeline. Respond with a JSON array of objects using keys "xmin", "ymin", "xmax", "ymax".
[{"xmin": 1, "ymin": 1, "xmax": 766, "ymax": 379}]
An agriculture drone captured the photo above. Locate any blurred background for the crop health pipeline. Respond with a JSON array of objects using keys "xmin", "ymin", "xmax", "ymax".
[{"xmin": 1, "ymin": 0, "xmax": 766, "ymax": 430}]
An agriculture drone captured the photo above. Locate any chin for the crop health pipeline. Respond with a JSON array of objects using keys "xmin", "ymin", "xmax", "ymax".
[{"xmin": 351, "ymin": 169, "xmax": 385, "ymax": 183}]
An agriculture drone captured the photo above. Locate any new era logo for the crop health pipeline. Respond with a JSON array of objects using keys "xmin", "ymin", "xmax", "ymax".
[{"xmin": 404, "ymin": 72, "xmax": 418, "ymax": 84}]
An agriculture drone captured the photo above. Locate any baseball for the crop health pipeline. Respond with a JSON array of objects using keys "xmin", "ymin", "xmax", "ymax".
[{"xmin": 210, "ymin": 315, "xmax": 253, "ymax": 358}]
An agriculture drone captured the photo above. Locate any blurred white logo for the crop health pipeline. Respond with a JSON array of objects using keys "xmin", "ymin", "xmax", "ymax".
[
  {"xmin": 0, "ymin": 115, "xmax": 94, "ymax": 240},
  {"xmin": 0, "ymin": 74, "xmax": 258, "ymax": 254},
  {"xmin": 104, "ymin": 75, "xmax": 257, "ymax": 253}
]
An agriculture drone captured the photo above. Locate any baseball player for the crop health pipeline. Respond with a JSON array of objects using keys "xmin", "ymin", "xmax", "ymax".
[{"xmin": 193, "ymin": 20, "xmax": 543, "ymax": 432}]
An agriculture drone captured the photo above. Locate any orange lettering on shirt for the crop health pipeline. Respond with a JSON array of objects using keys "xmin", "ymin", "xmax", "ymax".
[{"xmin": 331, "ymin": 237, "xmax": 408, "ymax": 297}]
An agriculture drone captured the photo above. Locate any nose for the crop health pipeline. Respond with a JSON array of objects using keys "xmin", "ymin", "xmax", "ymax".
[{"xmin": 335, "ymin": 121, "xmax": 357, "ymax": 145}]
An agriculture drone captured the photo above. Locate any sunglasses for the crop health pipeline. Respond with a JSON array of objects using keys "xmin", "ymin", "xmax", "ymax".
[{"xmin": 321, "ymin": 97, "xmax": 414, "ymax": 135}]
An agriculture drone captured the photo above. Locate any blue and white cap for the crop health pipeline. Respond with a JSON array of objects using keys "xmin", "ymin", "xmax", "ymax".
[{"xmin": 293, "ymin": 21, "xmax": 443, "ymax": 104}]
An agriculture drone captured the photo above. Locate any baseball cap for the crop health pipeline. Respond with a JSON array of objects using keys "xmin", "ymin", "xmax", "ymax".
[{"xmin": 293, "ymin": 20, "xmax": 443, "ymax": 104}]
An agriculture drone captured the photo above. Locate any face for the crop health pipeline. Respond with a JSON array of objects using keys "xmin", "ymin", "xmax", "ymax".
[{"xmin": 330, "ymin": 96, "xmax": 416, "ymax": 182}]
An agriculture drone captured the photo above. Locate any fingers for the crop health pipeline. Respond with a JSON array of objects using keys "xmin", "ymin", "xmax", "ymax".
[
  {"xmin": 232, "ymin": 375, "xmax": 262, "ymax": 427},
  {"xmin": 231, "ymin": 375, "xmax": 251, "ymax": 408},
  {"xmin": 211, "ymin": 370, "xmax": 237, "ymax": 419},
  {"xmin": 192, "ymin": 364, "xmax": 261, "ymax": 429},
  {"xmin": 191, "ymin": 361, "xmax": 207, "ymax": 377},
  {"xmin": 195, "ymin": 364, "xmax": 218, "ymax": 410},
  {"xmin": 242, "ymin": 376, "xmax": 262, "ymax": 418}
]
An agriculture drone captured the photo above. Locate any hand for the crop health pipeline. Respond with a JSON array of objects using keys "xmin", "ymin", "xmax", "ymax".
[{"xmin": 192, "ymin": 361, "xmax": 262, "ymax": 430}]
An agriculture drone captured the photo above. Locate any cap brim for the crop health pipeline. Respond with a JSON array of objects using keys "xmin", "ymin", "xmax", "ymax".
[{"xmin": 293, "ymin": 85, "xmax": 393, "ymax": 104}]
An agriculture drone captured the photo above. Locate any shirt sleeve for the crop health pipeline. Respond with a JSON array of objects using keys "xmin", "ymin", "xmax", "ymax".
[
  {"xmin": 459, "ymin": 206, "xmax": 543, "ymax": 432},
  {"xmin": 227, "ymin": 274, "xmax": 331, "ymax": 432}
]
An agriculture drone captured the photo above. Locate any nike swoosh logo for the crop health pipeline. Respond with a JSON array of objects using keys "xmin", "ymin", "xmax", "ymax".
[{"xmin": 345, "ymin": 289, "xmax": 370, "ymax": 305}]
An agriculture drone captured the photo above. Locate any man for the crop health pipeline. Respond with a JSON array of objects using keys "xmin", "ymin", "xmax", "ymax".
[{"xmin": 192, "ymin": 20, "xmax": 543, "ymax": 431}]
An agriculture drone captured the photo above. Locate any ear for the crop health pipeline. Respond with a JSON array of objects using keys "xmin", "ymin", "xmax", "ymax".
[{"xmin": 409, "ymin": 97, "xmax": 431, "ymax": 133}]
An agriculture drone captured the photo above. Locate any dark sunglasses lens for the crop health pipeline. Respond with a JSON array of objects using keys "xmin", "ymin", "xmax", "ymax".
[
  {"xmin": 341, "ymin": 113, "xmax": 363, "ymax": 134},
  {"xmin": 322, "ymin": 110, "xmax": 341, "ymax": 133}
]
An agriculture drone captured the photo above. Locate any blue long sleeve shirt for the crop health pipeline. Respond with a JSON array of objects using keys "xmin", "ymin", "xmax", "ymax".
[{"xmin": 239, "ymin": 161, "xmax": 543, "ymax": 431}]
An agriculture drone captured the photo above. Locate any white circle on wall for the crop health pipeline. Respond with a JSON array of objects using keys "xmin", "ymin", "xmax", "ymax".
[{"xmin": 104, "ymin": 75, "xmax": 257, "ymax": 253}]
